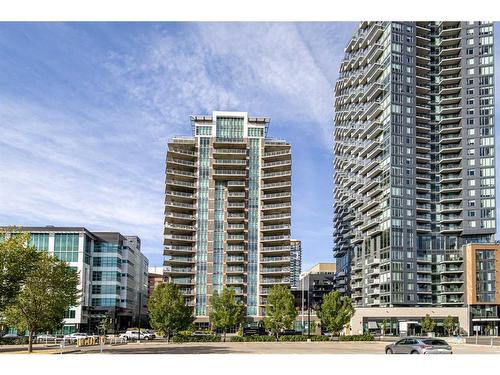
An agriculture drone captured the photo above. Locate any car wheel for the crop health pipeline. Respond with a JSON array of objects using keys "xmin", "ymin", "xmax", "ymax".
[
  {"xmin": 410, "ymin": 350, "xmax": 419, "ymax": 354},
  {"xmin": 386, "ymin": 348, "xmax": 393, "ymax": 354},
  {"xmin": 145, "ymin": 336, "xmax": 150, "ymax": 341}
]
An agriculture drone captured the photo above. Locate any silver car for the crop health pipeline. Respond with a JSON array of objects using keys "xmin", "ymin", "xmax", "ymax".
[{"xmin": 385, "ymin": 337, "xmax": 452, "ymax": 354}]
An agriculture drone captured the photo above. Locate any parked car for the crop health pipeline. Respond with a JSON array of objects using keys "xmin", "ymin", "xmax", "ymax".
[
  {"xmin": 385, "ymin": 337, "xmax": 452, "ymax": 354},
  {"xmin": 191, "ymin": 331, "xmax": 213, "ymax": 337},
  {"xmin": 1, "ymin": 333, "xmax": 23, "ymax": 339},
  {"xmin": 119, "ymin": 330, "xmax": 155, "ymax": 340},
  {"xmin": 35, "ymin": 333, "xmax": 56, "ymax": 343}
]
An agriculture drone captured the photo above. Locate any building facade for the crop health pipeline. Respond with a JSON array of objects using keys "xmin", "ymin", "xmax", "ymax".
[
  {"xmin": 1, "ymin": 227, "xmax": 149, "ymax": 334},
  {"xmin": 148, "ymin": 266, "xmax": 164, "ymax": 297},
  {"xmin": 334, "ymin": 21, "xmax": 495, "ymax": 308},
  {"xmin": 465, "ymin": 243, "xmax": 500, "ymax": 336},
  {"xmin": 290, "ymin": 239, "xmax": 302, "ymax": 289},
  {"xmin": 164, "ymin": 111, "xmax": 292, "ymax": 322}
]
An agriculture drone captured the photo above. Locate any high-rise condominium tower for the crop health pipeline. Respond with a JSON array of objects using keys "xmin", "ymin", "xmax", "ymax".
[
  {"xmin": 164, "ymin": 111, "xmax": 292, "ymax": 322},
  {"xmin": 334, "ymin": 22, "xmax": 495, "ymax": 307}
]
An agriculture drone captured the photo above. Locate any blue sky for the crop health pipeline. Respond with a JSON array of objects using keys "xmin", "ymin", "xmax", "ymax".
[{"xmin": 1, "ymin": 22, "xmax": 499, "ymax": 270}]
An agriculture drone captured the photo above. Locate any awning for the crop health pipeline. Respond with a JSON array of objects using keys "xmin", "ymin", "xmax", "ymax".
[
  {"xmin": 368, "ymin": 321, "xmax": 378, "ymax": 329},
  {"xmin": 405, "ymin": 321, "xmax": 420, "ymax": 325}
]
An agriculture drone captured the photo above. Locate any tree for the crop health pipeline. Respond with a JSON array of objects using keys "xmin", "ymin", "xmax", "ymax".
[
  {"xmin": 4, "ymin": 252, "xmax": 80, "ymax": 353},
  {"xmin": 209, "ymin": 287, "xmax": 245, "ymax": 342},
  {"xmin": 148, "ymin": 283, "xmax": 194, "ymax": 342},
  {"xmin": 98, "ymin": 314, "xmax": 112, "ymax": 336},
  {"xmin": 421, "ymin": 314, "xmax": 436, "ymax": 334},
  {"xmin": 263, "ymin": 285, "xmax": 296, "ymax": 340},
  {"xmin": 380, "ymin": 319, "xmax": 389, "ymax": 336},
  {"xmin": 443, "ymin": 315, "xmax": 455, "ymax": 337},
  {"xmin": 0, "ymin": 230, "xmax": 40, "ymax": 312},
  {"xmin": 317, "ymin": 291, "xmax": 355, "ymax": 339}
]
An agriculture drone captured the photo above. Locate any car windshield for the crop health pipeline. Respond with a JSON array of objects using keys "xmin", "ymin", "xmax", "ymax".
[{"xmin": 422, "ymin": 339, "xmax": 448, "ymax": 346}]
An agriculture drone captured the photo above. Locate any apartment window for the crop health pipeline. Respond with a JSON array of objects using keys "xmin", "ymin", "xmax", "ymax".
[
  {"xmin": 467, "ymin": 38, "xmax": 474, "ymax": 45},
  {"xmin": 467, "ymin": 88, "xmax": 474, "ymax": 95},
  {"xmin": 468, "ymin": 58, "xmax": 475, "ymax": 65},
  {"xmin": 467, "ymin": 98, "xmax": 474, "ymax": 105},
  {"xmin": 468, "ymin": 68, "xmax": 475, "ymax": 75},
  {"xmin": 467, "ymin": 29, "xmax": 474, "ymax": 35},
  {"xmin": 467, "ymin": 169, "xmax": 475, "ymax": 176},
  {"xmin": 467, "ymin": 48, "xmax": 474, "ymax": 55},
  {"xmin": 467, "ymin": 78, "xmax": 474, "ymax": 85},
  {"xmin": 467, "ymin": 149, "xmax": 475, "ymax": 156}
]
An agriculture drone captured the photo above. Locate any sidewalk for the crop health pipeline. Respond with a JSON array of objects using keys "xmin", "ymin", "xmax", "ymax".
[{"xmin": 0, "ymin": 344, "xmax": 81, "ymax": 355}]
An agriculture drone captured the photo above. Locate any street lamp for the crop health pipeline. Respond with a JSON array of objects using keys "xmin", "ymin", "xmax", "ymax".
[{"xmin": 137, "ymin": 292, "xmax": 142, "ymax": 343}]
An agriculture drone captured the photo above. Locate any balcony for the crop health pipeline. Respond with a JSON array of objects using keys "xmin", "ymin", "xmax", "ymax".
[
  {"xmin": 261, "ymin": 235, "xmax": 290, "ymax": 243},
  {"xmin": 260, "ymin": 267, "xmax": 290, "ymax": 274},
  {"xmin": 164, "ymin": 234, "xmax": 195, "ymax": 242},
  {"xmin": 260, "ymin": 256, "xmax": 290, "ymax": 264},
  {"xmin": 226, "ymin": 246, "xmax": 245, "ymax": 253},
  {"xmin": 261, "ymin": 245, "xmax": 290, "ymax": 254},
  {"xmin": 166, "ymin": 169, "xmax": 196, "ymax": 178},
  {"xmin": 262, "ymin": 171, "xmax": 292, "ymax": 180}
]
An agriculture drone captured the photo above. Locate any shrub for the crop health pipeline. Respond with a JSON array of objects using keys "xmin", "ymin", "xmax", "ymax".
[
  {"xmin": 310, "ymin": 335, "xmax": 330, "ymax": 342},
  {"xmin": 229, "ymin": 335, "xmax": 275, "ymax": 342},
  {"xmin": 177, "ymin": 330, "xmax": 193, "ymax": 337},
  {"xmin": 279, "ymin": 335, "xmax": 308, "ymax": 342},
  {"xmin": 171, "ymin": 335, "xmax": 221, "ymax": 343},
  {"xmin": 230, "ymin": 335, "xmax": 329, "ymax": 342},
  {"xmin": 338, "ymin": 334, "xmax": 374, "ymax": 342},
  {"xmin": 0, "ymin": 337, "xmax": 29, "ymax": 345},
  {"xmin": 243, "ymin": 335, "xmax": 276, "ymax": 342}
]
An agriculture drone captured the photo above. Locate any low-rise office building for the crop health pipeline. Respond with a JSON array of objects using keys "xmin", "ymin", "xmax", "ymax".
[
  {"xmin": 148, "ymin": 266, "xmax": 164, "ymax": 297},
  {"xmin": 0, "ymin": 226, "xmax": 149, "ymax": 334}
]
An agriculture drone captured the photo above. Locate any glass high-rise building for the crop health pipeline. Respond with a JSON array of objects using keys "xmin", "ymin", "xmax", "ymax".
[
  {"xmin": 333, "ymin": 22, "xmax": 495, "ymax": 308},
  {"xmin": 164, "ymin": 111, "xmax": 292, "ymax": 322}
]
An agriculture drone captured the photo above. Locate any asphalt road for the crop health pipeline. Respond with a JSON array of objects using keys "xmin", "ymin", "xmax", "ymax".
[{"xmin": 72, "ymin": 341, "xmax": 500, "ymax": 355}]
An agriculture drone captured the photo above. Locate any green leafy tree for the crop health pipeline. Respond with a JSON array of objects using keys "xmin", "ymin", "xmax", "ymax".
[
  {"xmin": 4, "ymin": 252, "xmax": 80, "ymax": 353},
  {"xmin": 380, "ymin": 319, "xmax": 389, "ymax": 336},
  {"xmin": 148, "ymin": 283, "xmax": 194, "ymax": 342},
  {"xmin": 0, "ymin": 230, "xmax": 40, "ymax": 312},
  {"xmin": 317, "ymin": 291, "xmax": 355, "ymax": 338},
  {"xmin": 263, "ymin": 285, "xmax": 296, "ymax": 340},
  {"xmin": 421, "ymin": 314, "xmax": 436, "ymax": 334},
  {"xmin": 443, "ymin": 315, "xmax": 455, "ymax": 337},
  {"xmin": 209, "ymin": 287, "xmax": 245, "ymax": 342},
  {"xmin": 98, "ymin": 314, "xmax": 112, "ymax": 336}
]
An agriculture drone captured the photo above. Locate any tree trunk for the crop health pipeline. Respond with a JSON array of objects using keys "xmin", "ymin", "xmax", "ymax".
[
  {"xmin": 166, "ymin": 332, "xmax": 170, "ymax": 343},
  {"xmin": 275, "ymin": 332, "xmax": 279, "ymax": 342},
  {"xmin": 28, "ymin": 330, "xmax": 33, "ymax": 353},
  {"xmin": 223, "ymin": 330, "xmax": 226, "ymax": 343}
]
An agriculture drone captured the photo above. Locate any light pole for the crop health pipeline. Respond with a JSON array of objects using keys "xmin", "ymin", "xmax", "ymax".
[
  {"xmin": 307, "ymin": 288, "xmax": 311, "ymax": 338},
  {"xmin": 301, "ymin": 277, "xmax": 304, "ymax": 332},
  {"xmin": 137, "ymin": 292, "xmax": 142, "ymax": 343}
]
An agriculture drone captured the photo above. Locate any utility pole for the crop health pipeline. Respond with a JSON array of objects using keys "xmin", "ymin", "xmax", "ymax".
[
  {"xmin": 137, "ymin": 292, "xmax": 142, "ymax": 343},
  {"xmin": 307, "ymin": 288, "xmax": 311, "ymax": 337},
  {"xmin": 301, "ymin": 277, "xmax": 304, "ymax": 332}
]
